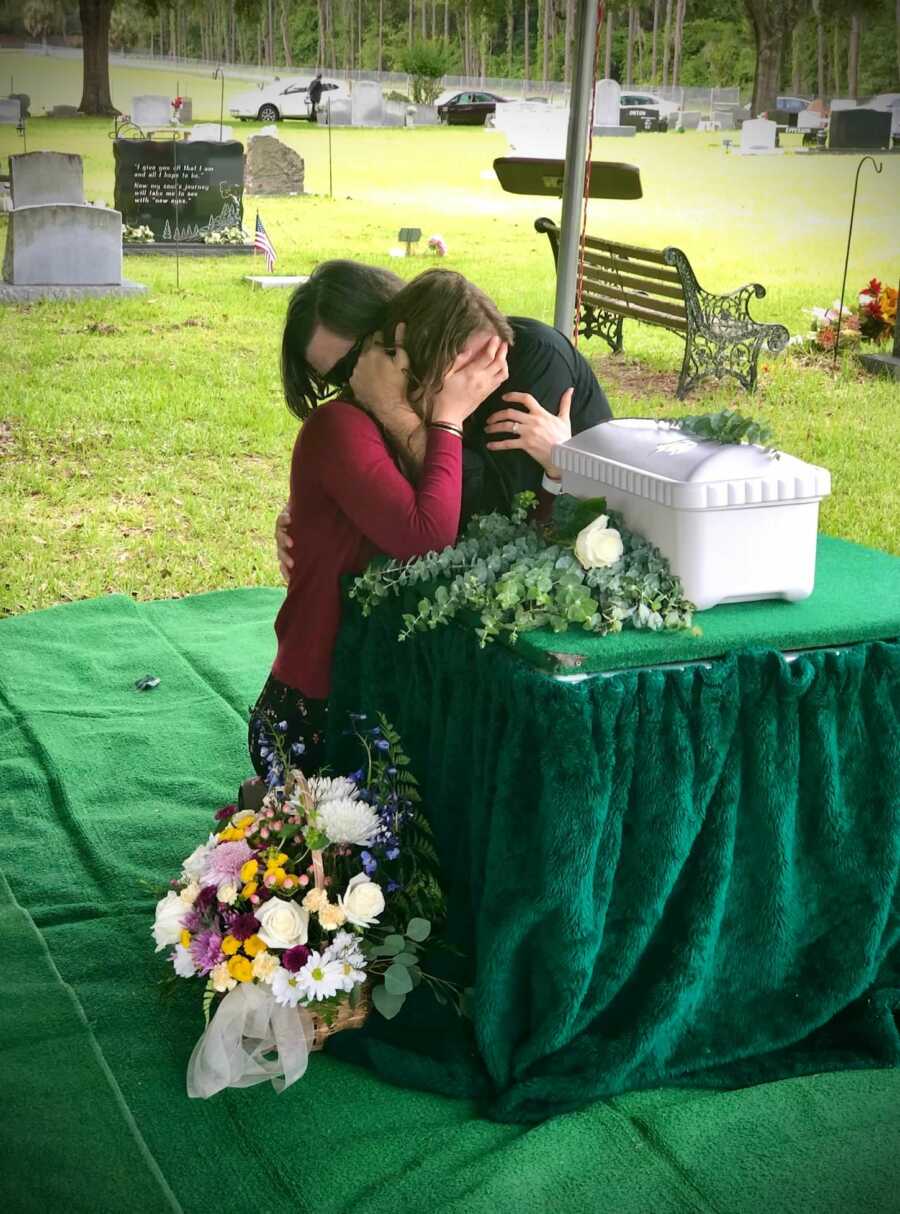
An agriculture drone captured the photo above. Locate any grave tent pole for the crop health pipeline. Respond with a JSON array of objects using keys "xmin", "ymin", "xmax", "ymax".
[
  {"xmin": 328, "ymin": 96, "xmax": 333, "ymax": 199},
  {"xmin": 554, "ymin": 0, "xmax": 602, "ymax": 337},
  {"xmin": 172, "ymin": 135, "xmax": 181, "ymax": 290}
]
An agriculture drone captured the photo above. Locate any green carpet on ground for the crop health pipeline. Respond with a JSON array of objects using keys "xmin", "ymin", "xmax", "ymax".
[{"xmin": 2, "ymin": 588, "xmax": 900, "ymax": 1213}]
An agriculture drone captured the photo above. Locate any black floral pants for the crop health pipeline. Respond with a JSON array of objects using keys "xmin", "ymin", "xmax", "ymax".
[{"xmin": 248, "ymin": 673, "xmax": 329, "ymax": 780}]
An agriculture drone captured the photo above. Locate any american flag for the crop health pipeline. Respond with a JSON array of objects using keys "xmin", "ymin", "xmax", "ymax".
[{"xmin": 254, "ymin": 212, "xmax": 277, "ymax": 272}]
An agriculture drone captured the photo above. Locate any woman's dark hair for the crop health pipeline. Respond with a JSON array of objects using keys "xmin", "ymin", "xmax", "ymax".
[
  {"xmin": 382, "ymin": 269, "xmax": 514, "ymax": 423},
  {"xmin": 281, "ymin": 260, "xmax": 404, "ymax": 420}
]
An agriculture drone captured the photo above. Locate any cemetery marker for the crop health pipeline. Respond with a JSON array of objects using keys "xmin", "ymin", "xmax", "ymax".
[{"xmin": 398, "ymin": 228, "xmax": 422, "ymax": 256}]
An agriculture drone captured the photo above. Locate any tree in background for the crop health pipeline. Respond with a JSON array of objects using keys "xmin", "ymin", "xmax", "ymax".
[
  {"xmin": 23, "ymin": 0, "xmax": 60, "ymax": 47},
  {"xmin": 742, "ymin": 0, "xmax": 803, "ymax": 114},
  {"xmin": 400, "ymin": 35, "xmax": 451, "ymax": 99},
  {"xmin": 79, "ymin": 0, "xmax": 117, "ymax": 113}
]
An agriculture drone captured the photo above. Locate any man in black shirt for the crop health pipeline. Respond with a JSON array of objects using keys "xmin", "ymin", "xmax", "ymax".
[{"xmin": 308, "ymin": 73, "xmax": 324, "ymax": 123}]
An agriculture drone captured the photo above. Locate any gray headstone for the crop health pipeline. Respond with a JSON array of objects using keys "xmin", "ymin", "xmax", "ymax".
[
  {"xmin": 245, "ymin": 134, "xmax": 304, "ymax": 195},
  {"xmin": 0, "ymin": 97, "xmax": 20, "ymax": 125},
  {"xmin": 46, "ymin": 105, "xmax": 82, "ymax": 118},
  {"xmin": 322, "ymin": 98, "xmax": 352, "ymax": 126},
  {"xmin": 678, "ymin": 110, "xmax": 701, "ymax": 130},
  {"xmin": 594, "ymin": 79, "xmax": 621, "ymax": 127},
  {"xmin": 383, "ymin": 100, "xmax": 406, "ymax": 127},
  {"xmin": 131, "ymin": 95, "xmax": 172, "ymax": 128},
  {"xmin": 351, "ymin": 80, "xmax": 385, "ymax": 127},
  {"xmin": 3, "ymin": 204, "xmax": 122, "ymax": 286},
  {"xmin": 713, "ymin": 109, "xmax": 735, "ymax": 130},
  {"xmin": 829, "ymin": 98, "xmax": 857, "ymax": 112},
  {"xmin": 10, "ymin": 151, "xmax": 84, "ymax": 207}
]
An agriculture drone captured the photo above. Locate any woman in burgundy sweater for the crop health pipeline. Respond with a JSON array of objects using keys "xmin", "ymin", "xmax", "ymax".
[{"xmin": 249, "ymin": 270, "xmax": 512, "ymax": 778}]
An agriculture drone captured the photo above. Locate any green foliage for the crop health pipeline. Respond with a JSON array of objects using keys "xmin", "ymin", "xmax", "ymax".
[
  {"xmin": 351, "ymin": 492, "xmax": 696, "ymax": 647},
  {"xmin": 663, "ymin": 410, "xmax": 776, "ymax": 450},
  {"xmin": 400, "ymin": 40, "xmax": 452, "ymax": 105}
]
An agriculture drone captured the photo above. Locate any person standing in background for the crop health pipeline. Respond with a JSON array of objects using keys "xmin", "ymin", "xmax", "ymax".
[{"xmin": 308, "ymin": 72, "xmax": 324, "ymax": 123}]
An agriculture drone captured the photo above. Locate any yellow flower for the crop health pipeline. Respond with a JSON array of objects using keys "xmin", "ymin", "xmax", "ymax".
[
  {"xmin": 243, "ymin": 934, "xmax": 266, "ymax": 957},
  {"xmin": 303, "ymin": 887, "xmax": 329, "ymax": 913},
  {"xmin": 269, "ymin": 852, "xmax": 289, "ymax": 868},
  {"xmin": 240, "ymin": 858, "xmax": 259, "ymax": 883},
  {"xmin": 217, "ymin": 826, "xmax": 245, "ymax": 843},
  {"xmin": 180, "ymin": 929, "xmax": 191, "ymax": 949},
  {"xmin": 233, "ymin": 813, "xmax": 256, "ymax": 830},
  {"xmin": 227, "ymin": 955, "xmax": 253, "ymax": 983},
  {"xmin": 881, "ymin": 287, "xmax": 897, "ymax": 327},
  {"xmin": 265, "ymin": 867, "xmax": 287, "ymax": 886},
  {"xmin": 221, "ymin": 934, "xmax": 240, "ymax": 956},
  {"xmin": 319, "ymin": 903, "xmax": 347, "ymax": 931},
  {"xmin": 241, "ymin": 881, "xmax": 258, "ymax": 900}
]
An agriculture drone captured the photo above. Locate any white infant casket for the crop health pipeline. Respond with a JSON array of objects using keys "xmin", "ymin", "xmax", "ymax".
[{"xmin": 553, "ymin": 419, "xmax": 831, "ymax": 611}]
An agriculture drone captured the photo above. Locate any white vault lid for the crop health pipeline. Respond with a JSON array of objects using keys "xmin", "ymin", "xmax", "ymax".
[{"xmin": 554, "ymin": 419, "xmax": 831, "ymax": 511}]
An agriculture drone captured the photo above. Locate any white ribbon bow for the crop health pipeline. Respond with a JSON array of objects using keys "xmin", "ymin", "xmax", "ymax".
[{"xmin": 186, "ymin": 983, "xmax": 314, "ymax": 1099}]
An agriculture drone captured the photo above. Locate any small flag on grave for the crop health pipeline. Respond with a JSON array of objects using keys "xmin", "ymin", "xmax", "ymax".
[{"xmin": 254, "ymin": 212, "xmax": 277, "ymax": 272}]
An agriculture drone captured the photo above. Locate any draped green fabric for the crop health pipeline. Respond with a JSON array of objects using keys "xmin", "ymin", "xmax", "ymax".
[{"xmin": 328, "ymin": 601, "xmax": 900, "ymax": 1122}]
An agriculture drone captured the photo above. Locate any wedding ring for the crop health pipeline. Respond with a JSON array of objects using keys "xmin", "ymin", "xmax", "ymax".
[{"xmin": 512, "ymin": 421, "xmax": 519, "ymax": 435}]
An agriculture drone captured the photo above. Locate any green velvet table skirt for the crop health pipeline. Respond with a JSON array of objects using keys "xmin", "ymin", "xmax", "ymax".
[{"xmin": 327, "ymin": 601, "xmax": 900, "ymax": 1122}]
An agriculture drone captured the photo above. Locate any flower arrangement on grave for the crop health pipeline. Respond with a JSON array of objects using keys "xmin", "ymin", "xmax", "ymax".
[
  {"xmin": 122, "ymin": 223, "xmax": 154, "ymax": 243},
  {"xmin": 351, "ymin": 491, "xmax": 696, "ymax": 647},
  {"xmin": 427, "ymin": 234, "xmax": 448, "ymax": 257},
  {"xmin": 170, "ymin": 96, "xmax": 184, "ymax": 123},
  {"xmin": 791, "ymin": 278, "xmax": 897, "ymax": 354},
  {"xmin": 153, "ymin": 713, "xmax": 462, "ymax": 1098},
  {"xmin": 202, "ymin": 226, "xmax": 251, "ymax": 246}
]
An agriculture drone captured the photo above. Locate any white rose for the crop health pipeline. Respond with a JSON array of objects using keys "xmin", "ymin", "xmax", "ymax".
[
  {"xmin": 182, "ymin": 835, "xmax": 216, "ymax": 881},
  {"xmin": 574, "ymin": 516, "xmax": 624, "ymax": 570},
  {"xmin": 152, "ymin": 890, "xmax": 189, "ymax": 951},
  {"xmin": 217, "ymin": 881, "xmax": 239, "ymax": 906},
  {"xmin": 255, "ymin": 897, "xmax": 310, "ymax": 950},
  {"xmin": 338, "ymin": 874, "xmax": 385, "ymax": 928}
]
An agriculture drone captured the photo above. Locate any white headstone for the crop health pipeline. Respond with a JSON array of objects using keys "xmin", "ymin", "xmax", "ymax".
[
  {"xmin": 594, "ymin": 79, "xmax": 621, "ymax": 128},
  {"xmin": 678, "ymin": 110, "xmax": 701, "ymax": 130},
  {"xmin": 797, "ymin": 109, "xmax": 826, "ymax": 131},
  {"xmin": 10, "ymin": 151, "xmax": 84, "ymax": 208},
  {"xmin": 494, "ymin": 102, "xmax": 570, "ymax": 158},
  {"xmin": 740, "ymin": 118, "xmax": 777, "ymax": 152},
  {"xmin": 0, "ymin": 97, "xmax": 20, "ymax": 125},
  {"xmin": 322, "ymin": 97, "xmax": 352, "ymax": 126},
  {"xmin": 830, "ymin": 98, "xmax": 857, "ymax": 111},
  {"xmin": 351, "ymin": 80, "xmax": 385, "ymax": 127},
  {"xmin": 189, "ymin": 123, "xmax": 235, "ymax": 142},
  {"xmin": 131, "ymin": 95, "xmax": 172, "ymax": 128}
]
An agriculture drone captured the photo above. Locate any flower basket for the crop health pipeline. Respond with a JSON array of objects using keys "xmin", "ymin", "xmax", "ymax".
[{"xmin": 309, "ymin": 981, "xmax": 371, "ymax": 1051}]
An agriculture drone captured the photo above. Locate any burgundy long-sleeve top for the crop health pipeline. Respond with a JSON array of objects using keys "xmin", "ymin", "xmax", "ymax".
[{"xmin": 271, "ymin": 399, "xmax": 462, "ymax": 699}]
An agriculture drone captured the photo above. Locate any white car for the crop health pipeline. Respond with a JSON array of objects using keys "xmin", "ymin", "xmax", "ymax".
[
  {"xmin": 228, "ymin": 77, "xmax": 346, "ymax": 122},
  {"xmin": 618, "ymin": 90, "xmax": 680, "ymax": 119},
  {"xmin": 867, "ymin": 93, "xmax": 900, "ymax": 137}
]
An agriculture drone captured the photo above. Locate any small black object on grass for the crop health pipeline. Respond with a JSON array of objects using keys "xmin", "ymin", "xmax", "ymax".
[
  {"xmin": 134, "ymin": 674, "xmax": 161, "ymax": 691},
  {"xmin": 398, "ymin": 227, "xmax": 422, "ymax": 256}
]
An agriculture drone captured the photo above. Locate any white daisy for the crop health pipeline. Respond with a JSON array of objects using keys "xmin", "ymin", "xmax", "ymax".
[
  {"xmin": 315, "ymin": 797, "xmax": 381, "ymax": 847},
  {"xmin": 172, "ymin": 943, "xmax": 197, "ymax": 978},
  {"xmin": 295, "ymin": 951, "xmax": 345, "ymax": 1002},
  {"xmin": 335, "ymin": 959, "xmax": 367, "ymax": 994},
  {"xmin": 271, "ymin": 966, "xmax": 305, "ymax": 1008},
  {"xmin": 324, "ymin": 931, "xmax": 366, "ymax": 970},
  {"xmin": 308, "ymin": 775, "xmax": 359, "ymax": 805}
]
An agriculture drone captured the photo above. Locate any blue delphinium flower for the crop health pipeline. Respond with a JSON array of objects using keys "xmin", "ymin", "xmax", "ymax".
[
  {"xmin": 360, "ymin": 850, "xmax": 378, "ymax": 876},
  {"xmin": 386, "ymin": 846, "xmax": 400, "ymax": 861},
  {"xmin": 374, "ymin": 739, "xmax": 390, "ymax": 752},
  {"xmin": 291, "ymin": 741, "xmax": 305, "ymax": 755}
]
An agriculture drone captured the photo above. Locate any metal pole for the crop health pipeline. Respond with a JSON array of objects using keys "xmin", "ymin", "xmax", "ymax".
[
  {"xmin": 327, "ymin": 97, "xmax": 333, "ymax": 199},
  {"xmin": 832, "ymin": 155, "xmax": 882, "ymax": 370},
  {"xmin": 553, "ymin": 0, "xmax": 600, "ymax": 336}
]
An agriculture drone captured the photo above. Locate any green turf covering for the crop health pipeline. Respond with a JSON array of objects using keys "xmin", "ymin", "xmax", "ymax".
[
  {"xmin": 510, "ymin": 536, "xmax": 900, "ymax": 673},
  {"xmin": 2, "ymin": 588, "xmax": 900, "ymax": 1211}
]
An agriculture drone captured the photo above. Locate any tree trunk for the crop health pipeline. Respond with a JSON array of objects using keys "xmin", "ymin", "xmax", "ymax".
[
  {"xmin": 672, "ymin": 0, "xmax": 686, "ymax": 87},
  {"xmin": 542, "ymin": 0, "xmax": 550, "ymax": 86},
  {"xmin": 507, "ymin": 0, "xmax": 514, "ymax": 77},
  {"xmin": 661, "ymin": 0, "xmax": 672, "ymax": 87},
  {"xmin": 896, "ymin": 0, "xmax": 900, "ymax": 86},
  {"xmin": 604, "ymin": 7, "xmax": 613, "ymax": 78},
  {"xmin": 848, "ymin": 9, "xmax": 861, "ymax": 99},
  {"xmin": 78, "ymin": 0, "xmax": 118, "ymax": 115},
  {"xmin": 626, "ymin": 5, "xmax": 635, "ymax": 86},
  {"xmin": 744, "ymin": 0, "xmax": 798, "ymax": 116},
  {"xmin": 811, "ymin": 0, "xmax": 824, "ymax": 96},
  {"xmin": 651, "ymin": 0, "xmax": 660, "ymax": 81},
  {"xmin": 280, "ymin": 1, "xmax": 292, "ymax": 67},
  {"xmin": 564, "ymin": 0, "xmax": 575, "ymax": 84},
  {"xmin": 832, "ymin": 18, "xmax": 841, "ymax": 95},
  {"xmin": 445, "ymin": 0, "xmax": 449, "ymax": 44},
  {"xmin": 524, "ymin": 0, "xmax": 530, "ymax": 86},
  {"xmin": 378, "ymin": 0, "xmax": 383, "ymax": 69}
]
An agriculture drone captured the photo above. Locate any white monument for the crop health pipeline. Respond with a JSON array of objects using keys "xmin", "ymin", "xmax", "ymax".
[
  {"xmin": 131, "ymin": 95, "xmax": 172, "ymax": 128},
  {"xmin": 351, "ymin": 80, "xmax": 385, "ymax": 127},
  {"xmin": 592, "ymin": 79, "xmax": 635, "ymax": 137},
  {"xmin": 493, "ymin": 102, "xmax": 571, "ymax": 158},
  {"xmin": 0, "ymin": 151, "xmax": 146, "ymax": 303},
  {"xmin": 189, "ymin": 123, "xmax": 235, "ymax": 142},
  {"xmin": 739, "ymin": 118, "xmax": 780, "ymax": 154}
]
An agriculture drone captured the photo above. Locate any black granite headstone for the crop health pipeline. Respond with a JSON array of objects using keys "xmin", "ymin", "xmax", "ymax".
[
  {"xmin": 829, "ymin": 109, "xmax": 892, "ymax": 150},
  {"xmin": 620, "ymin": 106, "xmax": 667, "ymax": 132},
  {"xmin": 113, "ymin": 139, "xmax": 244, "ymax": 242}
]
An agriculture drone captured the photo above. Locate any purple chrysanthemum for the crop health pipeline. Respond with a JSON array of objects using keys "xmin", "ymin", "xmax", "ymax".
[
  {"xmin": 230, "ymin": 912, "xmax": 261, "ymax": 942},
  {"xmin": 214, "ymin": 803, "xmax": 238, "ymax": 822},
  {"xmin": 181, "ymin": 908, "xmax": 202, "ymax": 932},
  {"xmin": 282, "ymin": 945, "xmax": 310, "ymax": 972},
  {"xmin": 191, "ymin": 929, "xmax": 223, "ymax": 975},
  {"xmin": 203, "ymin": 840, "xmax": 253, "ymax": 886},
  {"xmin": 195, "ymin": 885, "xmax": 219, "ymax": 911}
]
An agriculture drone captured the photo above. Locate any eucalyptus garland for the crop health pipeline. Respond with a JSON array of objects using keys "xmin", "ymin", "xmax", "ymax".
[
  {"xmin": 350, "ymin": 492, "xmax": 697, "ymax": 648},
  {"xmin": 663, "ymin": 409, "xmax": 776, "ymax": 451}
]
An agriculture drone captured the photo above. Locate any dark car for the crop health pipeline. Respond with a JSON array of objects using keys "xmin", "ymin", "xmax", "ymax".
[{"xmin": 437, "ymin": 92, "xmax": 508, "ymax": 126}]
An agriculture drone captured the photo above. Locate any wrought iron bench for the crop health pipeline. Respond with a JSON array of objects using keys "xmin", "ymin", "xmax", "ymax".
[{"xmin": 535, "ymin": 217, "xmax": 789, "ymax": 398}]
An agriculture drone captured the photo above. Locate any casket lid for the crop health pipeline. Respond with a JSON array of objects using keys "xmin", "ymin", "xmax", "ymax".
[{"xmin": 554, "ymin": 419, "xmax": 831, "ymax": 510}]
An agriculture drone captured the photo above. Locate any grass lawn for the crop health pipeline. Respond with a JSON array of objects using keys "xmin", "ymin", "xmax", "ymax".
[{"xmin": 1, "ymin": 53, "xmax": 898, "ymax": 618}]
